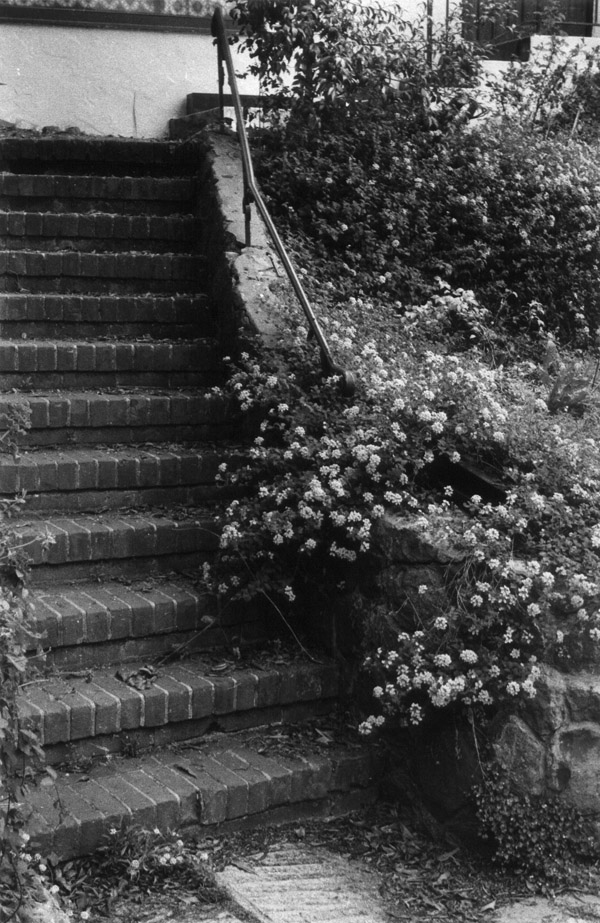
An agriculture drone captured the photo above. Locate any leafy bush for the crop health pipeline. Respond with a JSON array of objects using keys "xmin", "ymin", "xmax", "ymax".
[
  {"xmin": 233, "ymin": 1, "xmax": 600, "ymax": 341},
  {"xmin": 474, "ymin": 764, "xmax": 598, "ymax": 887},
  {"xmin": 253, "ymin": 111, "xmax": 600, "ymax": 342},
  {"xmin": 230, "ymin": 0, "xmax": 481, "ymax": 112}
]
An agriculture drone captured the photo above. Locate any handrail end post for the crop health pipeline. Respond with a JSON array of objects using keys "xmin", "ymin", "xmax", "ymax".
[
  {"xmin": 338, "ymin": 369, "xmax": 357, "ymax": 397},
  {"xmin": 320, "ymin": 352, "xmax": 357, "ymax": 397}
]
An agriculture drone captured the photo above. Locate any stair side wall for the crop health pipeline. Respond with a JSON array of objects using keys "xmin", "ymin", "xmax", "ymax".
[{"xmin": 198, "ymin": 128, "xmax": 296, "ymax": 358}]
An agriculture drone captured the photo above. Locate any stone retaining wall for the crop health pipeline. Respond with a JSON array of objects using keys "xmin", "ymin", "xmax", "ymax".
[{"xmin": 365, "ymin": 512, "xmax": 600, "ymax": 831}]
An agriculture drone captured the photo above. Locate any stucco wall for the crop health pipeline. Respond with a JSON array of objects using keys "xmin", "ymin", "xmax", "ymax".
[{"xmin": 0, "ymin": 23, "xmax": 258, "ymax": 138}]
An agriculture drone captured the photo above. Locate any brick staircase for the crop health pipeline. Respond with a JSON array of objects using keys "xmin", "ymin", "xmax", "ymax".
[{"xmin": 0, "ymin": 133, "xmax": 377, "ymax": 861}]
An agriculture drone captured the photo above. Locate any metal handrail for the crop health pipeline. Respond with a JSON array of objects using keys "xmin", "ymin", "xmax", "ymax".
[{"xmin": 211, "ymin": 6, "xmax": 356, "ymax": 397}]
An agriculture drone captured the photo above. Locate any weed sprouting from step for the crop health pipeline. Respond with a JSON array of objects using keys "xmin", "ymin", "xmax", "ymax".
[
  {"xmin": 45, "ymin": 825, "xmax": 226, "ymax": 918},
  {"xmin": 0, "ymin": 507, "xmax": 49, "ymax": 923},
  {"xmin": 0, "ymin": 404, "xmax": 54, "ymax": 922},
  {"xmin": 0, "ymin": 403, "xmax": 31, "ymax": 460}
]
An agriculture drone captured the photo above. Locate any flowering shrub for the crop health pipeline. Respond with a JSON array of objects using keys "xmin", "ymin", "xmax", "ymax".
[
  {"xmin": 220, "ymin": 0, "xmax": 600, "ymax": 867},
  {"xmin": 207, "ymin": 290, "xmax": 600, "ymax": 732}
]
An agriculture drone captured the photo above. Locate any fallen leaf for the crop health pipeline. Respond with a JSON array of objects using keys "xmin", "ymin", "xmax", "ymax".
[
  {"xmin": 174, "ymin": 763, "xmax": 197, "ymax": 778},
  {"xmin": 210, "ymin": 662, "xmax": 232, "ymax": 673},
  {"xmin": 438, "ymin": 848, "xmax": 460, "ymax": 863},
  {"xmin": 230, "ymin": 859, "xmax": 256, "ymax": 874}
]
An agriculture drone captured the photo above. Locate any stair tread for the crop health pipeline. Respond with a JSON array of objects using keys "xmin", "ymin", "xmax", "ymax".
[
  {"xmin": 0, "ymin": 336, "xmax": 217, "ymax": 345},
  {"xmin": 17, "ymin": 656, "xmax": 339, "ymax": 745},
  {"xmin": 1, "ymin": 248, "xmax": 203, "ymax": 255},
  {"xmin": 0, "ymin": 444, "xmax": 232, "ymax": 462},
  {"xmin": 0, "ymin": 389, "xmax": 234, "ymax": 445},
  {"xmin": 0, "ymin": 209, "xmax": 197, "ymax": 220},
  {"xmin": 0, "ymin": 211, "xmax": 199, "ymax": 241},
  {"xmin": 0, "ymin": 444, "xmax": 238, "ymax": 488},
  {"xmin": 26, "ymin": 574, "xmax": 262, "ymax": 667},
  {"xmin": 0, "ymin": 292, "xmax": 209, "ymax": 301},
  {"xmin": 13, "ymin": 510, "xmax": 219, "ymax": 574},
  {"xmin": 15, "ymin": 508, "xmax": 218, "ymax": 528},
  {"xmin": 0, "ymin": 338, "xmax": 221, "ymax": 386},
  {"xmin": 0, "ymin": 386, "xmax": 220, "ymax": 398},
  {"xmin": 0, "ymin": 173, "xmax": 195, "ymax": 190},
  {"xmin": 27, "ymin": 576, "xmax": 227, "ymax": 659},
  {"xmin": 31, "ymin": 575, "xmax": 211, "ymax": 608},
  {"xmin": 0, "ymin": 388, "xmax": 229, "ymax": 420},
  {"xmin": 0, "ymin": 136, "xmax": 205, "ymax": 166},
  {"xmin": 0, "ymin": 292, "xmax": 211, "ymax": 319},
  {"xmin": 25, "ymin": 727, "xmax": 376, "ymax": 859}
]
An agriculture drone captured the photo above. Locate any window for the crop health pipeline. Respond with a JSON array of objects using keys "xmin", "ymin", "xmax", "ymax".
[{"xmin": 463, "ymin": 0, "xmax": 594, "ymax": 57}]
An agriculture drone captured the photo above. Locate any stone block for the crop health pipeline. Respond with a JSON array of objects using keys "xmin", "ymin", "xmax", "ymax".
[
  {"xmin": 493, "ymin": 715, "xmax": 547, "ymax": 796},
  {"xmin": 372, "ymin": 512, "xmax": 464, "ymax": 565},
  {"xmin": 551, "ymin": 723, "xmax": 600, "ymax": 810},
  {"xmin": 523, "ymin": 665, "xmax": 569, "ymax": 738}
]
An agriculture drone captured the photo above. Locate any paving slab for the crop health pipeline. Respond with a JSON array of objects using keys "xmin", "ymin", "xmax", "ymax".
[
  {"xmin": 495, "ymin": 893, "xmax": 600, "ymax": 923},
  {"xmin": 216, "ymin": 842, "xmax": 389, "ymax": 923},
  {"xmin": 135, "ymin": 912, "xmax": 242, "ymax": 923}
]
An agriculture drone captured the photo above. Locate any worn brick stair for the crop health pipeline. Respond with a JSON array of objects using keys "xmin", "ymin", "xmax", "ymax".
[
  {"xmin": 26, "ymin": 730, "xmax": 376, "ymax": 861},
  {"xmin": 0, "ymin": 212, "xmax": 201, "ymax": 252},
  {"xmin": 0, "ymin": 134, "xmax": 377, "ymax": 861},
  {"xmin": 1, "ymin": 445, "xmax": 239, "ymax": 510},
  {"xmin": 18, "ymin": 658, "xmax": 340, "ymax": 765},
  {"xmin": 0, "ymin": 293, "xmax": 212, "ymax": 338},
  {"xmin": 0, "ymin": 389, "xmax": 234, "ymax": 446},
  {"xmin": 27, "ymin": 579, "xmax": 229, "ymax": 668},
  {"xmin": 0, "ymin": 338, "xmax": 219, "ymax": 388}
]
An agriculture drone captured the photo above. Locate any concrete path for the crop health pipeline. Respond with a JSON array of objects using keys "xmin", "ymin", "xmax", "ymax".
[
  {"xmin": 495, "ymin": 893, "xmax": 600, "ymax": 923},
  {"xmin": 217, "ymin": 843, "xmax": 389, "ymax": 923},
  {"xmin": 213, "ymin": 846, "xmax": 600, "ymax": 923}
]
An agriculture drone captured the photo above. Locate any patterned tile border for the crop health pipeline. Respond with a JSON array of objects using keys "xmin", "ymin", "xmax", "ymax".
[{"xmin": 0, "ymin": 0, "xmax": 215, "ymax": 14}]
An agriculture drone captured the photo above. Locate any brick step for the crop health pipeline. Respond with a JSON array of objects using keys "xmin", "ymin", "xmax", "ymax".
[
  {"xmin": 0, "ymin": 136, "xmax": 204, "ymax": 176},
  {"xmin": 0, "ymin": 293, "xmax": 213, "ymax": 339},
  {"xmin": 18, "ymin": 658, "xmax": 339, "ymax": 765},
  {"xmin": 0, "ymin": 390, "xmax": 237, "ymax": 447},
  {"xmin": 20, "ymin": 483, "xmax": 237, "ymax": 513},
  {"xmin": 0, "ymin": 212, "xmax": 201, "ymax": 252},
  {"xmin": 0, "ymin": 250, "xmax": 206, "ymax": 295},
  {"xmin": 27, "ymin": 578, "xmax": 261, "ymax": 670},
  {"xmin": 15, "ymin": 511, "xmax": 218, "ymax": 585},
  {"xmin": 0, "ymin": 174, "xmax": 197, "ymax": 215},
  {"xmin": 0, "ymin": 338, "xmax": 220, "ymax": 389},
  {"xmin": 0, "ymin": 445, "xmax": 241, "ymax": 510},
  {"xmin": 25, "ymin": 728, "xmax": 378, "ymax": 860}
]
